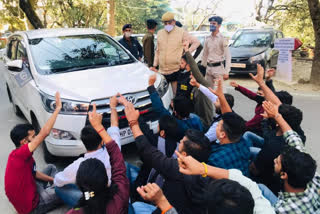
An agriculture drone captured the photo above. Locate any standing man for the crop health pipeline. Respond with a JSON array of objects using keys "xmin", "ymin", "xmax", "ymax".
[
  {"xmin": 142, "ymin": 19, "xmax": 157, "ymax": 67},
  {"xmin": 118, "ymin": 24, "xmax": 143, "ymax": 61},
  {"xmin": 151, "ymin": 12, "xmax": 200, "ymax": 95},
  {"xmin": 201, "ymin": 16, "xmax": 231, "ymax": 87}
]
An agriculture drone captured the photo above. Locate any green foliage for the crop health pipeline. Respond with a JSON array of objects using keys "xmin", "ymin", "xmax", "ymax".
[
  {"xmin": 0, "ymin": 0, "xmax": 26, "ymax": 32},
  {"xmin": 115, "ymin": 0, "xmax": 170, "ymax": 35}
]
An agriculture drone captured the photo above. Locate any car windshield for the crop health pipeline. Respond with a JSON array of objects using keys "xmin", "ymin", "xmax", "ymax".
[
  {"xmin": 232, "ymin": 32, "xmax": 272, "ymax": 47},
  {"xmin": 29, "ymin": 34, "xmax": 135, "ymax": 74}
]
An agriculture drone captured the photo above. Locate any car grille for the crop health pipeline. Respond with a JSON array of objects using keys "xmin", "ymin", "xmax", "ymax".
[{"xmin": 86, "ymin": 90, "xmax": 157, "ymax": 129}]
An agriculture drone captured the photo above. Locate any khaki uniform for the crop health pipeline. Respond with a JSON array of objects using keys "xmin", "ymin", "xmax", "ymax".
[
  {"xmin": 201, "ymin": 33, "xmax": 231, "ymax": 87},
  {"xmin": 142, "ymin": 32, "xmax": 155, "ymax": 67},
  {"xmin": 154, "ymin": 26, "xmax": 200, "ymax": 75}
]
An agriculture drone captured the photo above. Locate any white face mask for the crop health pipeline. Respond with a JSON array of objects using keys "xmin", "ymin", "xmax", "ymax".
[
  {"xmin": 164, "ymin": 25, "xmax": 174, "ymax": 32},
  {"xmin": 124, "ymin": 32, "xmax": 132, "ymax": 38}
]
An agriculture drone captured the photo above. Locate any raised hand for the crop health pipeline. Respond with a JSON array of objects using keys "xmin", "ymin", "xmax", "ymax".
[
  {"xmin": 55, "ymin": 92, "xmax": 62, "ymax": 111},
  {"xmin": 249, "ymin": 64, "xmax": 264, "ymax": 84},
  {"xmin": 229, "ymin": 81, "xmax": 238, "ymax": 88},
  {"xmin": 209, "ymin": 79, "xmax": 224, "ymax": 98},
  {"xmin": 88, "ymin": 103, "xmax": 103, "ymax": 129},
  {"xmin": 110, "ymin": 93, "xmax": 119, "ymax": 109},
  {"xmin": 149, "ymin": 74, "xmax": 157, "ymax": 86},
  {"xmin": 223, "ymin": 74, "xmax": 229, "ymax": 81},
  {"xmin": 124, "ymin": 101, "xmax": 140, "ymax": 122},
  {"xmin": 189, "ymin": 74, "xmax": 200, "ymax": 88},
  {"xmin": 266, "ymin": 68, "xmax": 276, "ymax": 80},
  {"xmin": 118, "ymin": 94, "xmax": 129, "ymax": 106},
  {"xmin": 137, "ymin": 183, "xmax": 164, "ymax": 204},
  {"xmin": 175, "ymin": 151, "xmax": 204, "ymax": 176},
  {"xmin": 262, "ymin": 101, "xmax": 279, "ymax": 118}
]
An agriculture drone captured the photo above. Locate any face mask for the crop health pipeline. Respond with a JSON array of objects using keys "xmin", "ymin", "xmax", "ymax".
[
  {"xmin": 215, "ymin": 139, "xmax": 220, "ymax": 144},
  {"xmin": 165, "ymin": 25, "xmax": 174, "ymax": 32},
  {"xmin": 124, "ymin": 32, "xmax": 132, "ymax": 38},
  {"xmin": 210, "ymin": 24, "xmax": 217, "ymax": 32}
]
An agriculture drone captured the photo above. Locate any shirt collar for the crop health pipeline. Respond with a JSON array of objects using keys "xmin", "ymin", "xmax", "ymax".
[
  {"xmin": 84, "ymin": 147, "xmax": 105, "ymax": 158},
  {"xmin": 211, "ymin": 32, "xmax": 222, "ymax": 39}
]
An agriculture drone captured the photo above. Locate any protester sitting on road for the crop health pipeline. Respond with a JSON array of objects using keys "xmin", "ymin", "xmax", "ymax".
[
  {"xmin": 5, "ymin": 92, "xmax": 62, "ymax": 214},
  {"xmin": 54, "ymin": 94, "xmax": 121, "ymax": 207},
  {"xmin": 189, "ymin": 75, "xmax": 235, "ymax": 141},
  {"xmin": 202, "ymin": 79, "xmax": 251, "ymax": 177},
  {"xmin": 120, "ymin": 97, "xmax": 210, "ymax": 214},
  {"xmin": 130, "ymin": 114, "xmax": 179, "ymax": 201},
  {"xmin": 148, "ymin": 74, "xmax": 203, "ymax": 140},
  {"xmin": 118, "ymin": 24, "xmax": 143, "ymax": 61},
  {"xmin": 175, "ymin": 150, "xmax": 275, "ymax": 214},
  {"xmin": 67, "ymin": 103, "xmax": 129, "ymax": 214},
  {"xmin": 256, "ymin": 101, "xmax": 319, "ymax": 213}
]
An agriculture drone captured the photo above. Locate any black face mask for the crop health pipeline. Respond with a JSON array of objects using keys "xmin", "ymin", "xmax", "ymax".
[{"xmin": 215, "ymin": 108, "xmax": 222, "ymax": 115}]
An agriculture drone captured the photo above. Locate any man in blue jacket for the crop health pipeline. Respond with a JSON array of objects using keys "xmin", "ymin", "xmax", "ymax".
[{"xmin": 118, "ymin": 24, "xmax": 143, "ymax": 60}]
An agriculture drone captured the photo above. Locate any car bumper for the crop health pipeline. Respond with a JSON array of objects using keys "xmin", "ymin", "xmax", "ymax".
[
  {"xmin": 44, "ymin": 85, "xmax": 173, "ymax": 157},
  {"xmin": 230, "ymin": 59, "xmax": 265, "ymax": 74}
]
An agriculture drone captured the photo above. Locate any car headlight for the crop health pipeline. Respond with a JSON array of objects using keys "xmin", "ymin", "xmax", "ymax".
[
  {"xmin": 249, "ymin": 52, "xmax": 265, "ymax": 63},
  {"xmin": 40, "ymin": 91, "xmax": 89, "ymax": 115},
  {"xmin": 50, "ymin": 128, "xmax": 75, "ymax": 140},
  {"xmin": 156, "ymin": 76, "xmax": 169, "ymax": 97}
]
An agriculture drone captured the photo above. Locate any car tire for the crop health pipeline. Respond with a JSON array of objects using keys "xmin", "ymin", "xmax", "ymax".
[
  {"xmin": 6, "ymin": 84, "xmax": 24, "ymax": 118},
  {"xmin": 32, "ymin": 116, "xmax": 57, "ymax": 163}
]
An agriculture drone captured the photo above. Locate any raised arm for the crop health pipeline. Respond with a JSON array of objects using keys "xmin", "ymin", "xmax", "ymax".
[
  {"xmin": 189, "ymin": 75, "xmax": 218, "ymax": 103},
  {"xmin": 109, "ymin": 94, "xmax": 119, "ymax": 128},
  {"xmin": 209, "ymin": 80, "xmax": 232, "ymax": 113},
  {"xmin": 28, "ymin": 92, "xmax": 61, "ymax": 153},
  {"xmin": 201, "ymin": 39, "xmax": 209, "ymax": 67},
  {"xmin": 250, "ymin": 64, "xmax": 281, "ymax": 106}
]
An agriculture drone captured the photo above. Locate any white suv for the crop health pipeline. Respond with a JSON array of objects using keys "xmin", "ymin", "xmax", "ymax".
[{"xmin": 2, "ymin": 28, "xmax": 172, "ymax": 162}]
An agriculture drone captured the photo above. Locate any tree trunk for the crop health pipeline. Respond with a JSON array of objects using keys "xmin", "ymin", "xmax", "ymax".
[
  {"xmin": 307, "ymin": 0, "xmax": 320, "ymax": 85},
  {"xmin": 107, "ymin": 0, "xmax": 116, "ymax": 36},
  {"xmin": 19, "ymin": 0, "xmax": 44, "ymax": 29}
]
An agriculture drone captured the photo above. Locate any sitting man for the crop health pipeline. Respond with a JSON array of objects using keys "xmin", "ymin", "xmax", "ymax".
[
  {"xmin": 148, "ymin": 74, "xmax": 203, "ymax": 140},
  {"xmin": 54, "ymin": 94, "xmax": 121, "ymax": 207},
  {"xmin": 120, "ymin": 97, "xmax": 211, "ymax": 214},
  {"xmin": 204, "ymin": 80, "xmax": 251, "ymax": 177},
  {"xmin": 5, "ymin": 92, "xmax": 62, "ymax": 214}
]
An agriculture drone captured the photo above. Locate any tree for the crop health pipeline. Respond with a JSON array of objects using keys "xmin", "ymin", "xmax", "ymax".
[
  {"xmin": 307, "ymin": 0, "xmax": 320, "ymax": 84},
  {"xmin": 19, "ymin": 0, "xmax": 44, "ymax": 28}
]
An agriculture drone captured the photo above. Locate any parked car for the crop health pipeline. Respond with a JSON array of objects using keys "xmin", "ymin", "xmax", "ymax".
[
  {"xmin": 2, "ymin": 28, "xmax": 172, "ymax": 162},
  {"xmin": 229, "ymin": 28, "xmax": 284, "ymax": 75}
]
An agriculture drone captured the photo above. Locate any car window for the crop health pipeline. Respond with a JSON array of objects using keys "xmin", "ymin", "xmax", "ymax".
[
  {"xmin": 28, "ymin": 34, "xmax": 135, "ymax": 75},
  {"xmin": 7, "ymin": 40, "xmax": 18, "ymax": 60},
  {"xmin": 232, "ymin": 32, "xmax": 272, "ymax": 47},
  {"xmin": 16, "ymin": 41, "xmax": 27, "ymax": 61}
]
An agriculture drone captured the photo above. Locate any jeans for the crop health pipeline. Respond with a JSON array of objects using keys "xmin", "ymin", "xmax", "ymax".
[
  {"xmin": 31, "ymin": 164, "xmax": 62, "ymax": 214},
  {"xmin": 55, "ymin": 184, "xmax": 83, "ymax": 208},
  {"xmin": 258, "ymin": 184, "xmax": 278, "ymax": 206},
  {"xmin": 243, "ymin": 131, "xmax": 265, "ymax": 160},
  {"xmin": 132, "ymin": 201, "xmax": 157, "ymax": 214}
]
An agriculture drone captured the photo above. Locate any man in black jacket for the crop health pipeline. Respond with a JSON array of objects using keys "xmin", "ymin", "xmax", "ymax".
[
  {"xmin": 118, "ymin": 24, "xmax": 143, "ymax": 60},
  {"xmin": 118, "ymin": 96, "xmax": 210, "ymax": 214}
]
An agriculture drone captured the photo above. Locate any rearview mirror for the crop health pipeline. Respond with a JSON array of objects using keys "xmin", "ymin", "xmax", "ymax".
[{"xmin": 6, "ymin": 60, "xmax": 23, "ymax": 71}]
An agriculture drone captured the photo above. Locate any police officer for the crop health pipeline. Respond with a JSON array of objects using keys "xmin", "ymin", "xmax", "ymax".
[
  {"xmin": 118, "ymin": 24, "xmax": 143, "ymax": 61},
  {"xmin": 201, "ymin": 16, "xmax": 231, "ymax": 87},
  {"xmin": 142, "ymin": 19, "xmax": 157, "ymax": 67}
]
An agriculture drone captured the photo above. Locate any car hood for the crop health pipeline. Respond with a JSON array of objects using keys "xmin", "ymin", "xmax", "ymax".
[
  {"xmin": 229, "ymin": 46, "xmax": 268, "ymax": 58},
  {"xmin": 35, "ymin": 62, "xmax": 161, "ymax": 102}
]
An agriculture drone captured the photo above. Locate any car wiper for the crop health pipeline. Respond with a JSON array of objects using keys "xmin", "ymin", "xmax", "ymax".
[{"xmin": 52, "ymin": 63, "xmax": 109, "ymax": 73}]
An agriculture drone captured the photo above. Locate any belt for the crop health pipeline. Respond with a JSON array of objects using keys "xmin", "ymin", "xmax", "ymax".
[{"xmin": 207, "ymin": 61, "xmax": 225, "ymax": 67}]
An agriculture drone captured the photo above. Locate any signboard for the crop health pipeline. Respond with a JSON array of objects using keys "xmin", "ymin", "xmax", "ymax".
[{"xmin": 274, "ymin": 38, "xmax": 295, "ymax": 82}]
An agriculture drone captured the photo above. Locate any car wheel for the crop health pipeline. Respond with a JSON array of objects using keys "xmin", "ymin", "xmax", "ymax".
[
  {"xmin": 6, "ymin": 84, "xmax": 24, "ymax": 118},
  {"xmin": 32, "ymin": 116, "xmax": 57, "ymax": 163}
]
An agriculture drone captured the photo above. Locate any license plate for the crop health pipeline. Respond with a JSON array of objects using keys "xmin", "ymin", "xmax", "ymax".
[
  {"xmin": 119, "ymin": 127, "xmax": 133, "ymax": 138},
  {"xmin": 231, "ymin": 63, "xmax": 246, "ymax": 68}
]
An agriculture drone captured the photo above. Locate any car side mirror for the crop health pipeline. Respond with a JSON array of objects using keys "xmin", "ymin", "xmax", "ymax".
[
  {"xmin": 6, "ymin": 60, "xmax": 23, "ymax": 71},
  {"xmin": 270, "ymin": 43, "xmax": 274, "ymax": 48}
]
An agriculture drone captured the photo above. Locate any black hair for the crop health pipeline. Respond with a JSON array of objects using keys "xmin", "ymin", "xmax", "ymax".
[
  {"xmin": 278, "ymin": 104, "xmax": 302, "ymax": 131},
  {"xmin": 182, "ymin": 129, "xmax": 210, "ymax": 162},
  {"xmin": 10, "ymin": 124, "xmax": 35, "ymax": 148},
  {"xmin": 224, "ymin": 93, "xmax": 234, "ymax": 108},
  {"xmin": 205, "ymin": 179, "xmax": 254, "ymax": 214},
  {"xmin": 173, "ymin": 96, "xmax": 193, "ymax": 118},
  {"xmin": 275, "ymin": 91, "xmax": 293, "ymax": 105},
  {"xmin": 159, "ymin": 115, "xmax": 178, "ymax": 140},
  {"xmin": 146, "ymin": 19, "xmax": 157, "ymax": 30},
  {"xmin": 81, "ymin": 125, "xmax": 102, "ymax": 151},
  {"xmin": 76, "ymin": 158, "xmax": 118, "ymax": 214},
  {"xmin": 176, "ymin": 21, "xmax": 183, "ymax": 27},
  {"xmin": 221, "ymin": 112, "xmax": 246, "ymax": 142},
  {"xmin": 181, "ymin": 54, "xmax": 187, "ymax": 62},
  {"xmin": 281, "ymin": 146, "xmax": 316, "ymax": 189}
]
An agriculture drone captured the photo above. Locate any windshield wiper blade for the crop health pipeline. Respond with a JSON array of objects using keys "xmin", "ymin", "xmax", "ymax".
[{"xmin": 52, "ymin": 64, "xmax": 109, "ymax": 73}]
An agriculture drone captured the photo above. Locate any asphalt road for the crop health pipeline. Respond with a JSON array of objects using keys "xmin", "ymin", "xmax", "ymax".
[{"xmin": 1, "ymin": 62, "xmax": 320, "ymax": 213}]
